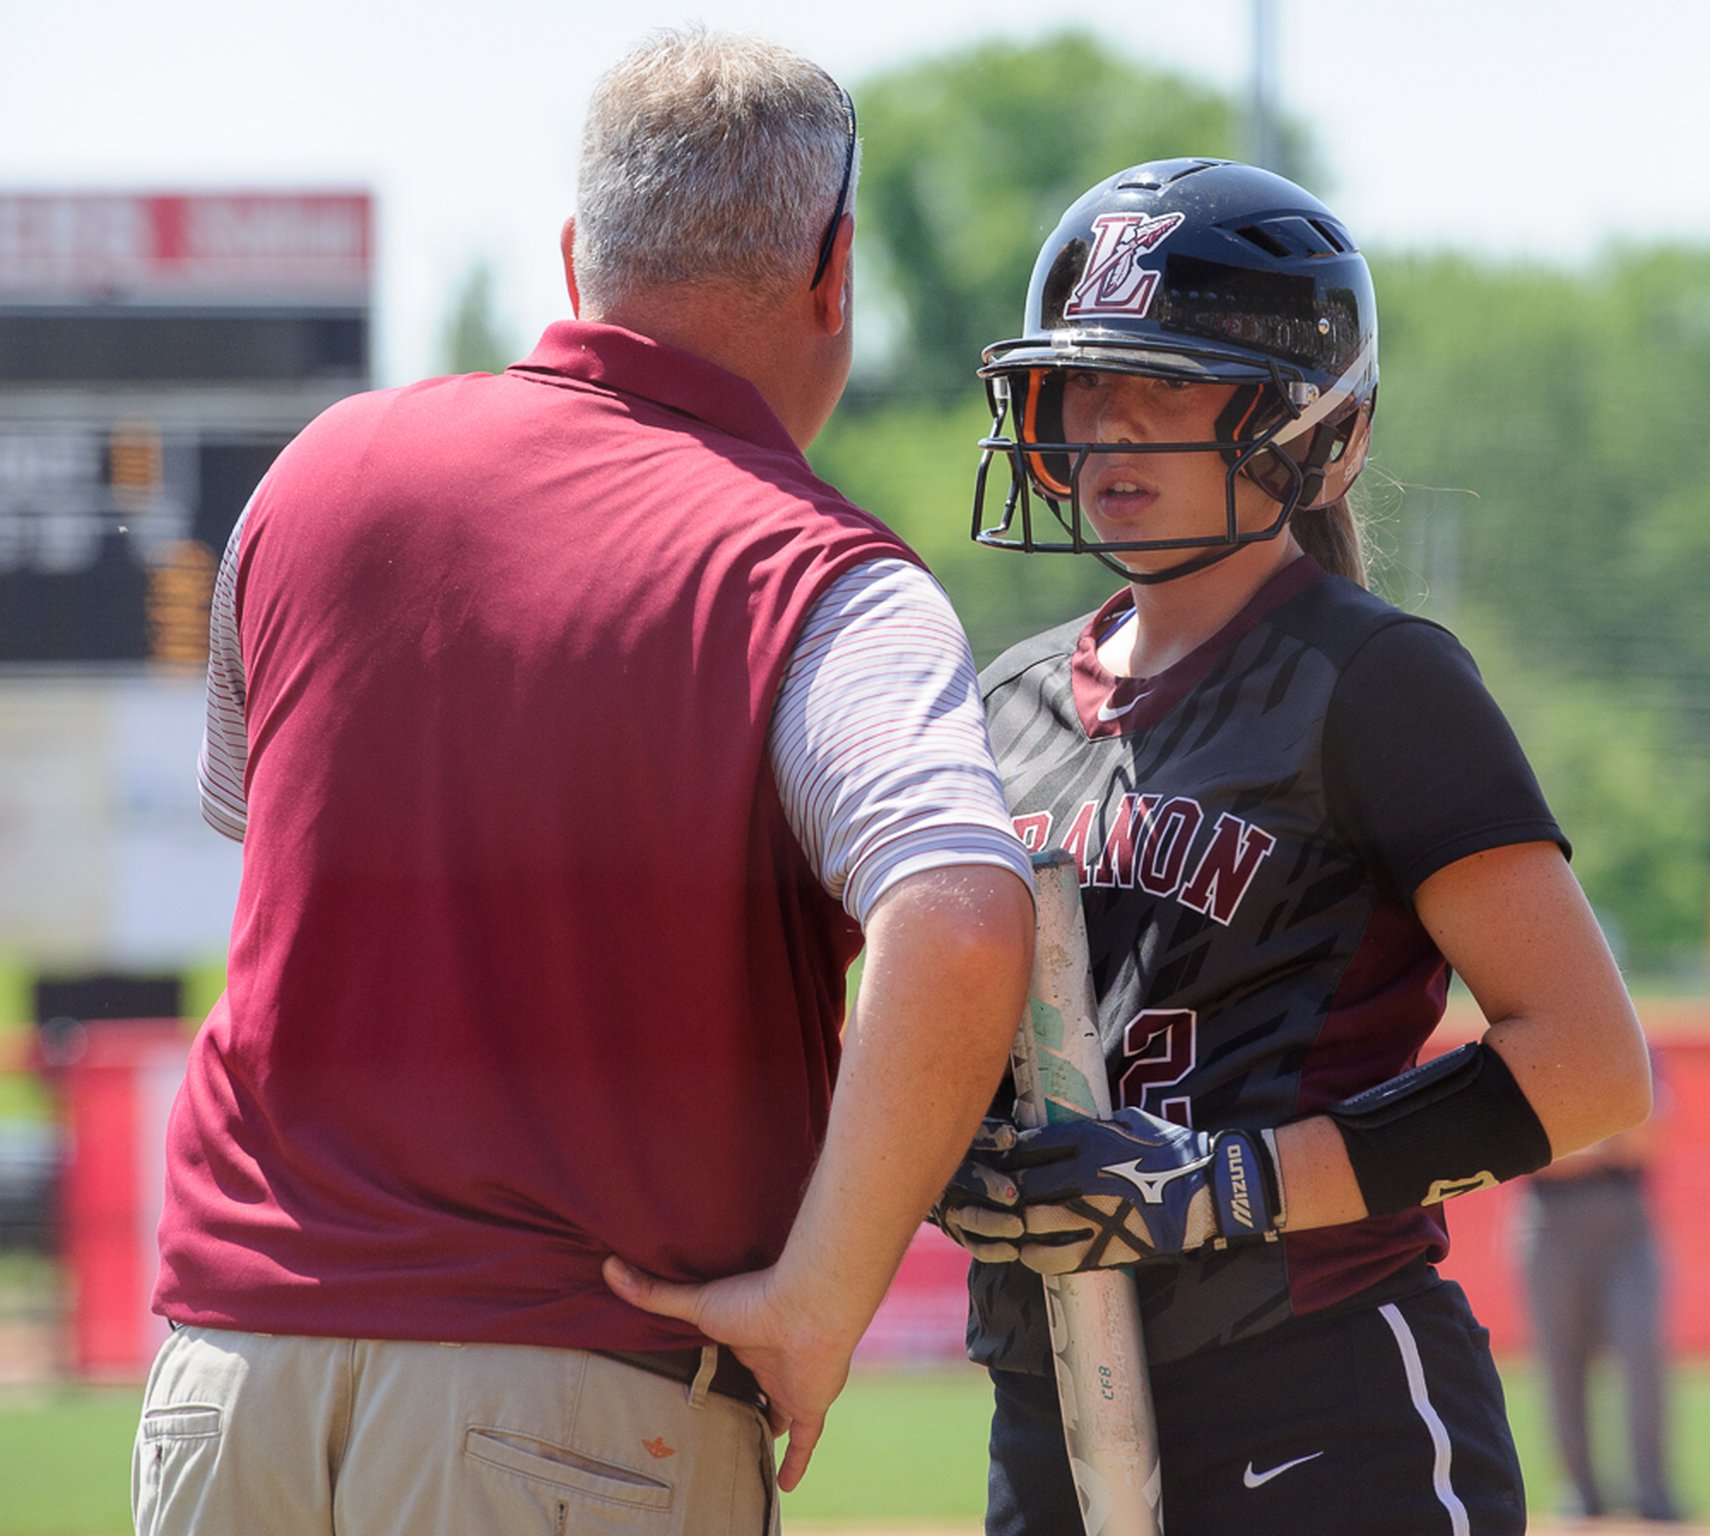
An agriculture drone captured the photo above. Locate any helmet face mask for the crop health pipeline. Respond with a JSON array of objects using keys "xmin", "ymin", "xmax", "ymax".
[{"xmin": 972, "ymin": 158, "xmax": 1377, "ymax": 583}]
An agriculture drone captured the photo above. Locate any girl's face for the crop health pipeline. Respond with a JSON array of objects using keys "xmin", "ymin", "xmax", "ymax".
[{"xmin": 1057, "ymin": 371, "xmax": 1279, "ymax": 569}]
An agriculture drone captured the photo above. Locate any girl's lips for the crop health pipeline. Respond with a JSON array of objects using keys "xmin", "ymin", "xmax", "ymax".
[{"xmin": 1087, "ymin": 477, "xmax": 1159, "ymax": 522}]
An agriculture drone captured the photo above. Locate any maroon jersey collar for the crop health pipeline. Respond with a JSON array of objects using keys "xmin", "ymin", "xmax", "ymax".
[
  {"xmin": 1071, "ymin": 554, "xmax": 1324, "ymax": 738},
  {"xmin": 507, "ymin": 320, "xmax": 803, "ymax": 458}
]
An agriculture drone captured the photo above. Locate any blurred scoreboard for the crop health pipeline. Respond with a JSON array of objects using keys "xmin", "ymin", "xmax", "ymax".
[
  {"xmin": 0, "ymin": 192, "xmax": 373, "ymax": 968},
  {"xmin": 0, "ymin": 190, "xmax": 372, "ymax": 665}
]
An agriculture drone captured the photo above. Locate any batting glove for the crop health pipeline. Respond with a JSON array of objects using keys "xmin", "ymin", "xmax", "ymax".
[
  {"xmin": 938, "ymin": 1108, "xmax": 1285, "ymax": 1273},
  {"xmin": 929, "ymin": 1118, "xmax": 1023, "ymax": 1248}
]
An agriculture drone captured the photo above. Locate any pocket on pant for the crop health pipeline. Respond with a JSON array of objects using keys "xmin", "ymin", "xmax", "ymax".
[
  {"xmin": 140, "ymin": 1405, "xmax": 223, "ymax": 1442},
  {"xmin": 466, "ymin": 1427, "xmax": 673, "ymax": 1512},
  {"xmin": 135, "ymin": 1405, "xmax": 224, "ymax": 1536}
]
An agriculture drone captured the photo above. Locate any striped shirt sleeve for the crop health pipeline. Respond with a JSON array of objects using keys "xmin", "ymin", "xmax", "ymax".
[
  {"xmin": 768, "ymin": 557, "xmax": 1033, "ymax": 927},
  {"xmin": 197, "ymin": 533, "xmax": 1032, "ymax": 917},
  {"xmin": 197, "ymin": 499, "xmax": 251, "ymax": 841}
]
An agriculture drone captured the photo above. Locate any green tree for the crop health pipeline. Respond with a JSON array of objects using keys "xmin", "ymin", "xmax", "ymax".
[
  {"xmin": 1447, "ymin": 614, "xmax": 1709, "ymax": 972},
  {"xmin": 1364, "ymin": 248, "xmax": 1710, "ymax": 971},
  {"xmin": 1370, "ymin": 246, "xmax": 1710, "ymax": 735},
  {"xmin": 441, "ymin": 260, "xmax": 520, "ymax": 376},
  {"xmin": 847, "ymin": 30, "xmax": 1319, "ymax": 403}
]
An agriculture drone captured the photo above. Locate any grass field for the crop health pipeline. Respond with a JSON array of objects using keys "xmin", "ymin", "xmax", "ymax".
[{"xmin": 3, "ymin": 1360, "xmax": 1705, "ymax": 1535}]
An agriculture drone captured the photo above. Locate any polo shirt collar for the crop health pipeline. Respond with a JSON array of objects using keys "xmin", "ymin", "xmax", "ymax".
[{"xmin": 509, "ymin": 320, "xmax": 802, "ymax": 457}]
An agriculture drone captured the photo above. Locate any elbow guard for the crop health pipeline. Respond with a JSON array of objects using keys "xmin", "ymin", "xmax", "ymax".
[{"xmin": 1325, "ymin": 1042, "xmax": 1552, "ymax": 1217}]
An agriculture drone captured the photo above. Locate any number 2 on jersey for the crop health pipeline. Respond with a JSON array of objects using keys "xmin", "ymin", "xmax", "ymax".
[{"xmin": 1118, "ymin": 1008, "xmax": 1198, "ymax": 1127}]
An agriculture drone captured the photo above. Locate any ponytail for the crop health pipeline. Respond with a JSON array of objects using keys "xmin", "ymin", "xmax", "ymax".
[{"xmin": 1292, "ymin": 496, "xmax": 1368, "ymax": 588}]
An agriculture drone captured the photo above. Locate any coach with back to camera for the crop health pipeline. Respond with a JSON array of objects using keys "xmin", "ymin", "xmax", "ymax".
[{"xmin": 130, "ymin": 28, "xmax": 1035, "ymax": 1536}]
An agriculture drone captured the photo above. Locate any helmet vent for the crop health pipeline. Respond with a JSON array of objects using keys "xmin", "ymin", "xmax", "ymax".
[
  {"xmin": 1309, "ymin": 217, "xmax": 1356, "ymax": 253},
  {"xmin": 1116, "ymin": 157, "xmax": 1224, "ymax": 192},
  {"xmin": 1236, "ymin": 216, "xmax": 1354, "ymax": 260},
  {"xmin": 1237, "ymin": 223, "xmax": 1293, "ymax": 258}
]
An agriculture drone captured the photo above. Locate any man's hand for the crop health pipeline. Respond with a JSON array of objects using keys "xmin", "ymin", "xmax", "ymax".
[
  {"xmin": 602, "ymin": 1254, "xmax": 856, "ymax": 1492},
  {"xmin": 936, "ymin": 1108, "xmax": 1285, "ymax": 1273},
  {"xmin": 601, "ymin": 864, "xmax": 1033, "ymax": 1494}
]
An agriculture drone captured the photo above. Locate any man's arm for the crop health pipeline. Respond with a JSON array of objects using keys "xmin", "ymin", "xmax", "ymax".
[
  {"xmin": 606, "ymin": 862, "xmax": 1032, "ymax": 1490},
  {"xmin": 607, "ymin": 557, "xmax": 1033, "ymax": 1487}
]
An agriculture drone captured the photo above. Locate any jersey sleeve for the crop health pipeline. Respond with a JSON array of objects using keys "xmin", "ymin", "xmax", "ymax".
[
  {"xmin": 768, "ymin": 558, "xmax": 1034, "ymax": 927},
  {"xmin": 197, "ymin": 499, "xmax": 252, "ymax": 842},
  {"xmin": 1323, "ymin": 617, "xmax": 1567, "ymax": 898}
]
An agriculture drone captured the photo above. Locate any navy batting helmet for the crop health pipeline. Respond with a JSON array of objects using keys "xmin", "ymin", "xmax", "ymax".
[{"xmin": 972, "ymin": 158, "xmax": 1378, "ymax": 580}]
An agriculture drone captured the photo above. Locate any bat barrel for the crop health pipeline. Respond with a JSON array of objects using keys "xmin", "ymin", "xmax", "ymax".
[{"xmin": 1016, "ymin": 850, "xmax": 1165, "ymax": 1536}]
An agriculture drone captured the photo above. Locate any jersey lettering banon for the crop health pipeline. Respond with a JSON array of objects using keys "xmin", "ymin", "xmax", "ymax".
[{"xmin": 971, "ymin": 556, "xmax": 1565, "ymax": 1371}]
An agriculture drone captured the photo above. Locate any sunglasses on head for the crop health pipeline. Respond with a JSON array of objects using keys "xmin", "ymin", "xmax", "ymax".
[{"xmin": 809, "ymin": 85, "xmax": 857, "ymax": 290}]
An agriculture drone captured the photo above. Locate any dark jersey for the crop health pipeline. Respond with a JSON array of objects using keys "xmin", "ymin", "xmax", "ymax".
[{"xmin": 972, "ymin": 556, "xmax": 1564, "ymax": 1370}]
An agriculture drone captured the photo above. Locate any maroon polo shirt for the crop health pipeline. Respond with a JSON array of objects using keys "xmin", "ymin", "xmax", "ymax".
[{"xmin": 154, "ymin": 321, "xmax": 917, "ymax": 1348}]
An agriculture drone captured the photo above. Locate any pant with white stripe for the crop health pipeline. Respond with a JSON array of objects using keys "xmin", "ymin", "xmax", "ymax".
[{"xmin": 986, "ymin": 1275, "xmax": 1524, "ymax": 1536}]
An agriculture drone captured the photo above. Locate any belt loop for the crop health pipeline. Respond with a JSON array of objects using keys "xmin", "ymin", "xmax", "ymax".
[{"xmin": 688, "ymin": 1344, "xmax": 717, "ymax": 1408}]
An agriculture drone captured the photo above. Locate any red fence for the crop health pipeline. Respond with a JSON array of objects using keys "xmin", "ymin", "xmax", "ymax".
[
  {"xmin": 54, "ymin": 1021, "xmax": 185, "ymax": 1376},
  {"xmin": 15, "ymin": 1006, "xmax": 1710, "ymax": 1376}
]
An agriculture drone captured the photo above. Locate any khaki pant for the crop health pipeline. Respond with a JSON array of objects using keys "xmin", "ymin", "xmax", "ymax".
[{"xmin": 133, "ymin": 1327, "xmax": 778, "ymax": 1536}]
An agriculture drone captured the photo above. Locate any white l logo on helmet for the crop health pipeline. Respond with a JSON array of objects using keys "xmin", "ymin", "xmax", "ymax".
[{"xmin": 1065, "ymin": 212, "xmax": 1185, "ymax": 318}]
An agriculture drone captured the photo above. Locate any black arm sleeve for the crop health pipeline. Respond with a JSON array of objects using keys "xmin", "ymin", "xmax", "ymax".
[{"xmin": 1323, "ymin": 618, "xmax": 1567, "ymax": 899}]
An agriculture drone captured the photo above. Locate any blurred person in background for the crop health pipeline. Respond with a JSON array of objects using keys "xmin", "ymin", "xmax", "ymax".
[{"xmin": 1516, "ymin": 1044, "xmax": 1683, "ymax": 1523}]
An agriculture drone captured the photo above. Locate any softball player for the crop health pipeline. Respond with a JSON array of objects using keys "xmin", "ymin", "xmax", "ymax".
[{"xmin": 940, "ymin": 159, "xmax": 1653, "ymax": 1536}]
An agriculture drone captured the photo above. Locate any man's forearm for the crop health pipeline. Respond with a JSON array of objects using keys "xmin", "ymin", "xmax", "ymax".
[{"xmin": 775, "ymin": 863, "xmax": 1035, "ymax": 1349}]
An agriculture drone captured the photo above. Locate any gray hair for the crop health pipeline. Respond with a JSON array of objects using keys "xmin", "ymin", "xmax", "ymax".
[{"xmin": 574, "ymin": 27, "xmax": 859, "ymax": 308}]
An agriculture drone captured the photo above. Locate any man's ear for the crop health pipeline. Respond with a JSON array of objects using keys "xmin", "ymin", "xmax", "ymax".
[
  {"xmin": 560, "ymin": 216, "xmax": 581, "ymax": 314},
  {"xmin": 811, "ymin": 214, "xmax": 854, "ymax": 335}
]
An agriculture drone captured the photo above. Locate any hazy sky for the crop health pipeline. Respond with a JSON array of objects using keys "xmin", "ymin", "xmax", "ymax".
[{"xmin": 7, "ymin": 0, "xmax": 1707, "ymax": 383}]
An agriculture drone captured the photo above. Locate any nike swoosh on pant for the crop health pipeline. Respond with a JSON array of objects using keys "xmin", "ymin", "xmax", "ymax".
[{"xmin": 1243, "ymin": 1451, "xmax": 1325, "ymax": 1489}]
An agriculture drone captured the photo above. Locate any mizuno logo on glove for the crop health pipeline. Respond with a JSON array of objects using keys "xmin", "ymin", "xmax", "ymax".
[
  {"xmin": 1222, "ymin": 1139, "xmax": 1255, "ymax": 1229},
  {"xmin": 1099, "ymin": 1153, "xmax": 1214, "ymax": 1205}
]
